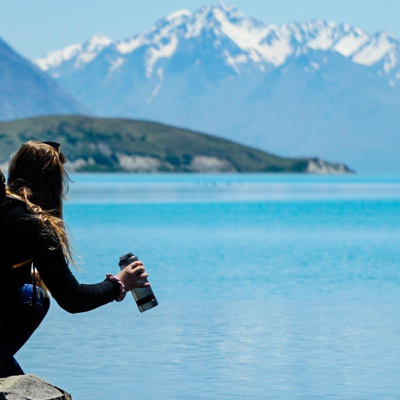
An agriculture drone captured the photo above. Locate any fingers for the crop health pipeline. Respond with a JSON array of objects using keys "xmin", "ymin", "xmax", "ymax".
[
  {"xmin": 132, "ymin": 270, "xmax": 150, "ymax": 287},
  {"xmin": 123, "ymin": 261, "xmax": 151, "ymax": 288},
  {"xmin": 127, "ymin": 261, "xmax": 143, "ymax": 269},
  {"xmin": 132, "ymin": 266, "xmax": 146, "ymax": 275},
  {"xmin": 125, "ymin": 261, "xmax": 146, "ymax": 275}
]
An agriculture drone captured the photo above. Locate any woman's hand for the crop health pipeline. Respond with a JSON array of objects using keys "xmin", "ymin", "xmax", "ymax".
[{"xmin": 115, "ymin": 261, "xmax": 150, "ymax": 292}]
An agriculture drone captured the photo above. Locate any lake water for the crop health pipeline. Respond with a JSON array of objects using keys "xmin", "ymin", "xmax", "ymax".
[{"xmin": 17, "ymin": 174, "xmax": 400, "ymax": 400}]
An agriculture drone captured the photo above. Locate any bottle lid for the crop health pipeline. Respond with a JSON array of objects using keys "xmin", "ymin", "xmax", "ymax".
[{"xmin": 119, "ymin": 253, "xmax": 133, "ymax": 262}]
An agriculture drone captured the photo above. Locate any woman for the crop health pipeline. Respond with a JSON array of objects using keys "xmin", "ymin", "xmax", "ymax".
[{"xmin": 0, "ymin": 141, "xmax": 149, "ymax": 378}]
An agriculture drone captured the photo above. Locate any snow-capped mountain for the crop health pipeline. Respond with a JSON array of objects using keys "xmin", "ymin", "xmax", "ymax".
[
  {"xmin": 33, "ymin": 3, "xmax": 400, "ymax": 172},
  {"xmin": 0, "ymin": 37, "xmax": 86, "ymax": 121},
  {"xmin": 35, "ymin": 4, "xmax": 400, "ymax": 84}
]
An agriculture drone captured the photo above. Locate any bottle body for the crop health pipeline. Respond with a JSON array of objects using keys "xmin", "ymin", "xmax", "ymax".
[{"xmin": 119, "ymin": 252, "xmax": 158, "ymax": 313}]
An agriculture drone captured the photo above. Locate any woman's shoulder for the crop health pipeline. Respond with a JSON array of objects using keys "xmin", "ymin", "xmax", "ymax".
[
  {"xmin": 1, "ymin": 198, "xmax": 37, "ymax": 225},
  {"xmin": 1, "ymin": 198, "xmax": 62, "ymax": 253},
  {"xmin": 1, "ymin": 198, "xmax": 47, "ymax": 243},
  {"xmin": 0, "ymin": 199, "xmax": 43, "ymax": 255}
]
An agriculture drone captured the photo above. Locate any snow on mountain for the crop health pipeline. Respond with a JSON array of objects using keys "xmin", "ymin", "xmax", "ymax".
[
  {"xmin": 34, "ymin": 4, "xmax": 400, "ymax": 82},
  {"xmin": 333, "ymin": 27, "xmax": 369, "ymax": 57},
  {"xmin": 353, "ymin": 32, "xmax": 396, "ymax": 66},
  {"xmin": 31, "ymin": 3, "xmax": 400, "ymax": 173},
  {"xmin": 35, "ymin": 34, "xmax": 113, "ymax": 71}
]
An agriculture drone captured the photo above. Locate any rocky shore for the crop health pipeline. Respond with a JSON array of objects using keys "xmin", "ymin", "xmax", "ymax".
[{"xmin": 0, "ymin": 375, "xmax": 71, "ymax": 400}]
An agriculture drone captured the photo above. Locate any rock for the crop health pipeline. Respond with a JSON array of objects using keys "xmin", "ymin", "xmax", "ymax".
[
  {"xmin": 116, "ymin": 153, "xmax": 164, "ymax": 172},
  {"xmin": 0, "ymin": 374, "xmax": 72, "ymax": 400},
  {"xmin": 306, "ymin": 158, "xmax": 354, "ymax": 174},
  {"xmin": 190, "ymin": 155, "xmax": 236, "ymax": 173}
]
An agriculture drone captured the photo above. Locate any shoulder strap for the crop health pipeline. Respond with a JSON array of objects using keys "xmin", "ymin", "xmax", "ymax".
[
  {"xmin": 0, "ymin": 170, "xmax": 21, "ymax": 274},
  {"xmin": 0, "ymin": 169, "xmax": 21, "ymax": 222},
  {"xmin": 0, "ymin": 169, "xmax": 6, "ymax": 207}
]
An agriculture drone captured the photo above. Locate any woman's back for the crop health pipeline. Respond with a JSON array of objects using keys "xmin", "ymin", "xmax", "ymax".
[
  {"xmin": 0, "ymin": 200, "xmax": 38, "ymax": 309},
  {"xmin": 0, "ymin": 198, "xmax": 120, "ymax": 314}
]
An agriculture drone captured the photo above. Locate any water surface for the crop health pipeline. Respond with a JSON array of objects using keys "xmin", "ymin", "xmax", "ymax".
[{"xmin": 18, "ymin": 174, "xmax": 400, "ymax": 400}]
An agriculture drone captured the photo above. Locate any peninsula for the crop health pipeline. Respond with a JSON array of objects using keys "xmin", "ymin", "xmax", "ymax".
[{"xmin": 0, "ymin": 116, "xmax": 352, "ymax": 174}]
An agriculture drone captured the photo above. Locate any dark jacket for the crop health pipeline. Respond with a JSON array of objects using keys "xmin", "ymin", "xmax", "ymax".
[{"xmin": 0, "ymin": 198, "xmax": 119, "ymax": 313}]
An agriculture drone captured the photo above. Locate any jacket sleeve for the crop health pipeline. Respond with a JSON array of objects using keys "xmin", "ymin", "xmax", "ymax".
[{"xmin": 31, "ymin": 224, "xmax": 120, "ymax": 314}]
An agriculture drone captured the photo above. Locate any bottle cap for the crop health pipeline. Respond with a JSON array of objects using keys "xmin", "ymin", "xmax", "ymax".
[{"xmin": 119, "ymin": 253, "xmax": 133, "ymax": 262}]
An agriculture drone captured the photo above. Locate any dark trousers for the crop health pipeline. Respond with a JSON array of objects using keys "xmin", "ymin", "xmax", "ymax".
[{"xmin": 0, "ymin": 284, "xmax": 50, "ymax": 378}]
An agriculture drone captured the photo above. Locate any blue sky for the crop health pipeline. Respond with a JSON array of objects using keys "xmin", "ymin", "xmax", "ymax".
[{"xmin": 0, "ymin": 0, "xmax": 399, "ymax": 59}]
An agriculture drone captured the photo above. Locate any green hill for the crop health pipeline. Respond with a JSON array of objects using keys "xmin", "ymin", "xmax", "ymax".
[{"xmin": 0, "ymin": 115, "xmax": 352, "ymax": 173}]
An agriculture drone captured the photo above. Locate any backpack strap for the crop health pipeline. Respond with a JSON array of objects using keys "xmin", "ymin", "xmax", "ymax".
[
  {"xmin": 0, "ymin": 169, "xmax": 6, "ymax": 207},
  {"xmin": 0, "ymin": 169, "xmax": 21, "ymax": 222},
  {"xmin": 0, "ymin": 170, "xmax": 22, "ymax": 275}
]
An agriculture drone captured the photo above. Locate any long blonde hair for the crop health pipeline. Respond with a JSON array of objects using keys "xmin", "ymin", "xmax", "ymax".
[{"xmin": 7, "ymin": 140, "xmax": 75, "ymax": 266}]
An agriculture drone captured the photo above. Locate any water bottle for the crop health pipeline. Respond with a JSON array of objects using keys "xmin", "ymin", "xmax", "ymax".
[{"xmin": 119, "ymin": 252, "xmax": 158, "ymax": 313}]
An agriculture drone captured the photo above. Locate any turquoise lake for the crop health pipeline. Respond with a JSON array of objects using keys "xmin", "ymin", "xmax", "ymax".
[{"xmin": 18, "ymin": 174, "xmax": 400, "ymax": 400}]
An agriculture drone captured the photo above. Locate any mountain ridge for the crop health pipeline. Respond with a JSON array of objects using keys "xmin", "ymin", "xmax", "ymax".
[
  {"xmin": 34, "ymin": 3, "xmax": 400, "ymax": 86},
  {"xmin": 0, "ymin": 37, "xmax": 87, "ymax": 121},
  {"xmin": 28, "ymin": 3, "xmax": 400, "ymax": 173}
]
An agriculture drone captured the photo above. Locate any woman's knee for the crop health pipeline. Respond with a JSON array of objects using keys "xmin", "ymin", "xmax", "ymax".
[
  {"xmin": 2, "ymin": 285, "xmax": 51, "ymax": 355},
  {"xmin": 0, "ymin": 341, "xmax": 24, "ymax": 377}
]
